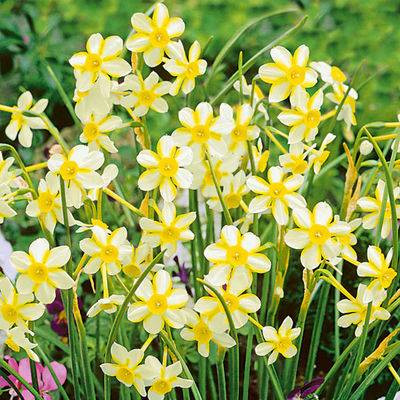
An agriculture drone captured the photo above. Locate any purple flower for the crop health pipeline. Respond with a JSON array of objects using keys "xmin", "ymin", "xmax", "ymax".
[
  {"xmin": 287, "ymin": 378, "xmax": 324, "ymax": 399},
  {"xmin": 173, "ymin": 255, "xmax": 193, "ymax": 296},
  {"xmin": 46, "ymin": 289, "xmax": 82, "ymax": 337}
]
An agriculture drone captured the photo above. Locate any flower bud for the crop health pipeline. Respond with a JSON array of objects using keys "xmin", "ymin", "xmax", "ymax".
[{"xmin": 360, "ymin": 140, "xmax": 373, "ymax": 155}]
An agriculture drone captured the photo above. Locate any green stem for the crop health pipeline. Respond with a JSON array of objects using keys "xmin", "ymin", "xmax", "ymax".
[
  {"xmin": 216, "ymin": 352, "xmax": 227, "ymax": 400},
  {"xmin": 242, "ymin": 327, "xmax": 254, "ymax": 400},
  {"xmin": 204, "ymin": 151, "xmax": 233, "ymax": 225},
  {"xmin": 104, "ymin": 251, "xmax": 166, "ymax": 400},
  {"xmin": 36, "ymin": 345, "xmax": 70, "ymax": 400}
]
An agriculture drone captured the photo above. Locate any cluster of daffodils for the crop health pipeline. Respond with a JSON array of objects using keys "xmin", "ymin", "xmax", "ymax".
[{"xmin": 0, "ymin": 2, "xmax": 399, "ymax": 399}]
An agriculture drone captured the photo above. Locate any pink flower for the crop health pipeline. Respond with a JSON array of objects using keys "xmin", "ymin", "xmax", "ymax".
[{"xmin": 0, "ymin": 356, "xmax": 67, "ymax": 399}]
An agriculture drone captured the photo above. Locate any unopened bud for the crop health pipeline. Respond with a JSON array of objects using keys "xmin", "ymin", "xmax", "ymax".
[{"xmin": 360, "ymin": 140, "xmax": 373, "ymax": 155}]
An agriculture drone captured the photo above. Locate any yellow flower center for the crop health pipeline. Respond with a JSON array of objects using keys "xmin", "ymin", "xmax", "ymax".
[
  {"xmin": 138, "ymin": 90, "xmax": 156, "ymax": 107},
  {"xmin": 193, "ymin": 321, "xmax": 213, "ymax": 344},
  {"xmin": 60, "ymin": 160, "xmax": 79, "ymax": 181},
  {"xmin": 276, "ymin": 336, "xmax": 292, "ymax": 354},
  {"xmin": 304, "ymin": 110, "xmax": 321, "ymax": 129},
  {"xmin": 100, "ymin": 302, "xmax": 115, "ymax": 312},
  {"xmin": 331, "ymin": 66, "xmax": 346, "ymax": 82},
  {"xmin": 28, "ymin": 262, "xmax": 49, "ymax": 284},
  {"xmin": 226, "ymin": 245, "xmax": 248, "ymax": 266},
  {"xmin": 84, "ymin": 53, "xmax": 102, "ymax": 73},
  {"xmin": 83, "ymin": 122, "xmax": 100, "ymax": 141},
  {"xmin": 158, "ymin": 157, "xmax": 179, "ymax": 177},
  {"xmin": 11, "ymin": 112, "xmax": 25, "ymax": 125},
  {"xmin": 287, "ymin": 66, "xmax": 306, "ymax": 85},
  {"xmin": 160, "ymin": 226, "xmax": 180, "ymax": 243},
  {"xmin": 149, "ymin": 28, "xmax": 170, "ymax": 48},
  {"xmin": 0, "ymin": 304, "xmax": 18, "ymax": 324},
  {"xmin": 191, "ymin": 125, "xmax": 210, "ymax": 143},
  {"xmin": 289, "ymin": 156, "xmax": 308, "ymax": 175},
  {"xmin": 204, "ymin": 169, "xmax": 222, "ymax": 186},
  {"xmin": 148, "ymin": 294, "xmax": 168, "ymax": 315},
  {"xmin": 100, "ymin": 245, "xmax": 119, "ymax": 263},
  {"xmin": 308, "ymin": 224, "xmax": 330, "ymax": 245},
  {"xmin": 222, "ymin": 293, "xmax": 239, "ymax": 313},
  {"xmin": 186, "ymin": 62, "xmax": 200, "ymax": 79},
  {"xmin": 225, "ymin": 193, "xmax": 242, "ymax": 209},
  {"xmin": 269, "ymin": 182, "xmax": 287, "ymax": 199},
  {"xmin": 153, "ymin": 379, "xmax": 172, "ymax": 395},
  {"xmin": 37, "ymin": 192, "xmax": 55, "ymax": 213},
  {"xmin": 116, "ymin": 367, "xmax": 135, "ymax": 386},
  {"xmin": 230, "ymin": 124, "xmax": 248, "ymax": 143},
  {"xmin": 380, "ymin": 269, "xmax": 396, "ymax": 288},
  {"xmin": 123, "ymin": 263, "xmax": 142, "ymax": 278}
]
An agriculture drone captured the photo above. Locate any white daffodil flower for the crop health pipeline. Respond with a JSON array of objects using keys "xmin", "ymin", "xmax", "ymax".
[
  {"xmin": 5, "ymin": 91, "xmax": 48, "ymax": 148},
  {"xmin": 69, "ymin": 33, "xmax": 131, "ymax": 91},
  {"xmin": 11, "ymin": 238, "xmax": 74, "ymax": 304},
  {"xmin": 255, "ymin": 316, "xmax": 301, "ymax": 365},
  {"xmin": 80, "ymin": 225, "xmax": 132, "ymax": 275},
  {"xmin": 247, "ymin": 166, "xmax": 306, "ymax": 226},
  {"xmin": 47, "ymin": 145, "xmax": 104, "ymax": 208},
  {"xmin": 100, "ymin": 343, "xmax": 146, "ymax": 393},
  {"xmin": 204, "ymin": 225, "xmax": 270, "ymax": 285},
  {"xmin": 180, "ymin": 309, "xmax": 236, "ymax": 357},
  {"xmin": 137, "ymin": 135, "xmax": 193, "ymax": 202},
  {"xmin": 284, "ymin": 202, "xmax": 351, "ymax": 269},
  {"xmin": 119, "ymin": 72, "xmax": 171, "ymax": 117},
  {"xmin": 26, "ymin": 172, "xmax": 75, "ymax": 234},
  {"xmin": 127, "ymin": 3, "xmax": 185, "ymax": 67},
  {"xmin": 139, "ymin": 201, "xmax": 196, "ymax": 257},
  {"xmin": 0, "ymin": 277, "xmax": 45, "ymax": 330},
  {"xmin": 259, "ymin": 45, "xmax": 317, "ymax": 106},
  {"xmin": 127, "ymin": 270, "xmax": 188, "ymax": 334}
]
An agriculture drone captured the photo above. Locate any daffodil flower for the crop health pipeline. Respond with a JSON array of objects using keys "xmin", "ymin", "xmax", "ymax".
[
  {"xmin": 11, "ymin": 238, "xmax": 74, "ymax": 304},
  {"xmin": 119, "ymin": 72, "xmax": 171, "ymax": 117},
  {"xmin": 180, "ymin": 310, "xmax": 236, "ymax": 357},
  {"xmin": 76, "ymin": 108, "xmax": 123, "ymax": 153},
  {"xmin": 137, "ymin": 135, "xmax": 193, "ymax": 202},
  {"xmin": 69, "ymin": 33, "xmax": 131, "ymax": 91},
  {"xmin": 141, "ymin": 356, "xmax": 193, "ymax": 400},
  {"xmin": 357, "ymin": 179, "xmax": 400, "ymax": 239},
  {"xmin": 337, "ymin": 284, "xmax": 390, "ymax": 337},
  {"xmin": 249, "ymin": 139, "xmax": 269, "ymax": 173},
  {"xmin": 127, "ymin": 3, "xmax": 185, "ymax": 67},
  {"xmin": 4, "ymin": 326, "xmax": 39, "ymax": 361},
  {"xmin": 0, "ymin": 152, "xmax": 15, "ymax": 186},
  {"xmin": 47, "ymin": 145, "xmax": 105, "ymax": 208},
  {"xmin": 277, "ymin": 90, "xmax": 324, "ymax": 144},
  {"xmin": 207, "ymin": 171, "xmax": 249, "ymax": 212},
  {"xmin": 0, "ymin": 277, "xmax": 45, "ymax": 330},
  {"xmin": 100, "ymin": 343, "xmax": 146, "ymax": 393},
  {"xmin": 172, "ymin": 102, "xmax": 231, "ymax": 158},
  {"xmin": 87, "ymin": 295, "xmax": 126, "ymax": 318},
  {"xmin": 139, "ymin": 202, "xmax": 196, "ymax": 257},
  {"xmin": 204, "ymin": 225, "xmax": 270, "ymax": 285},
  {"xmin": 357, "ymin": 246, "xmax": 397, "ymax": 292},
  {"xmin": 80, "ymin": 226, "xmax": 132, "ymax": 275},
  {"xmin": 247, "ymin": 166, "xmax": 306, "ymax": 226},
  {"xmin": 194, "ymin": 271, "xmax": 261, "ymax": 330},
  {"xmin": 122, "ymin": 243, "xmax": 162, "ymax": 279},
  {"xmin": 255, "ymin": 316, "xmax": 301, "ymax": 364},
  {"xmin": 0, "ymin": 184, "xmax": 17, "ymax": 223},
  {"xmin": 127, "ymin": 270, "xmax": 188, "ymax": 334},
  {"xmin": 5, "ymin": 91, "xmax": 48, "ymax": 148},
  {"xmin": 259, "ymin": 45, "xmax": 317, "ymax": 105},
  {"xmin": 219, "ymin": 103, "xmax": 260, "ymax": 156},
  {"xmin": 279, "ymin": 142, "xmax": 313, "ymax": 175},
  {"xmin": 284, "ymin": 202, "xmax": 351, "ymax": 269},
  {"xmin": 163, "ymin": 40, "xmax": 207, "ymax": 95},
  {"xmin": 310, "ymin": 61, "xmax": 346, "ymax": 85},
  {"xmin": 26, "ymin": 172, "xmax": 75, "ymax": 234}
]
